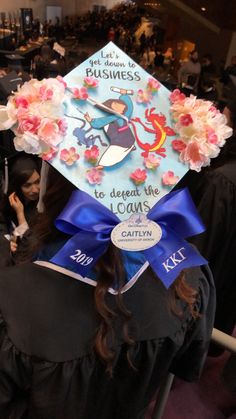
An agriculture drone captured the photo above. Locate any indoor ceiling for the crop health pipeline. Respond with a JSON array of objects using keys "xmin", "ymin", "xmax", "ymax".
[
  {"xmin": 138, "ymin": 0, "xmax": 236, "ymax": 31},
  {"xmin": 180, "ymin": 0, "xmax": 236, "ymax": 31}
]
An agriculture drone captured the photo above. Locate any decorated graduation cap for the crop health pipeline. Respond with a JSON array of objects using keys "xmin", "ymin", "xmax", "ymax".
[{"xmin": 0, "ymin": 42, "xmax": 232, "ymax": 287}]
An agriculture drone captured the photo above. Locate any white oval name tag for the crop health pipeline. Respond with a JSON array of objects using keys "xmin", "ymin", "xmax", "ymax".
[{"xmin": 111, "ymin": 213, "xmax": 162, "ymax": 251}]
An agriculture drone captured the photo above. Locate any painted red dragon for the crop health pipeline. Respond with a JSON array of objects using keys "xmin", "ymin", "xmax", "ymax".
[{"xmin": 130, "ymin": 107, "xmax": 176, "ymax": 158}]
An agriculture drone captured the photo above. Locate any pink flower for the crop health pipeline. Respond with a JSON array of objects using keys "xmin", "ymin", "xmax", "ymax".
[
  {"xmin": 18, "ymin": 115, "xmax": 41, "ymax": 134},
  {"xmin": 206, "ymin": 128, "xmax": 218, "ymax": 144},
  {"xmin": 58, "ymin": 118, "xmax": 68, "ymax": 135},
  {"xmin": 15, "ymin": 96, "xmax": 30, "ymax": 109},
  {"xmin": 179, "ymin": 114, "xmax": 193, "ymax": 126},
  {"xmin": 172, "ymin": 139, "xmax": 187, "ymax": 152},
  {"xmin": 147, "ymin": 78, "xmax": 160, "ymax": 93},
  {"xmin": 169, "ymin": 89, "xmax": 186, "ymax": 104},
  {"xmin": 41, "ymin": 146, "xmax": 58, "ymax": 161},
  {"xmin": 144, "ymin": 153, "xmax": 161, "ymax": 170},
  {"xmin": 39, "ymin": 85, "xmax": 53, "ymax": 101},
  {"xmin": 84, "ymin": 145, "xmax": 99, "ymax": 165},
  {"xmin": 209, "ymin": 105, "xmax": 219, "ymax": 115},
  {"xmin": 130, "ymin": 168, "xmax": 147, "ymax": 185},
  {"xmin": 56, "ymin": 75, "xmax": 67, "ymax": 88},
  {"xmin": 180, "ymin": 141, "xmax": 209, "ymax": 171},
  {"xmin": 1, "ymin": 77, "xmax": 67, "ymax": 155},
  {"xmin": 162, "ymin": 171, "xmax": 180, "ymax": 186},
  {"xmin": 136, "ymin": 89, "xmax": 153, "ymax": 105},
  {"xmin": 71, "ymin": 87, "xmax": 88, "ymax": 101},
  {"xmin": 38, "ymin": 119, "xmax": 61, "ymax": 146},
  {"xmin": 83, "ymin": 76, "xmax": 99, "ymax": 88},
  {"xmin": 60, "ymin": 147, "xmax": 80, "ymax": 166},
  {"xmin": 86, "ymin": 167, "xmax": 104, "ymax": 185}
]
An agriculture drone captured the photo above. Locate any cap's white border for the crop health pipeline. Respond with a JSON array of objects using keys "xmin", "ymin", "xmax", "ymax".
[{"xmin": 33, "ymin": 260, "xmax": 149, "ymax": 294}]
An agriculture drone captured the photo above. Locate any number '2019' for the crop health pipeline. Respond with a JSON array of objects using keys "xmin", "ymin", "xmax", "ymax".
[{"xmin": 70, "ymin": 249, "xmax": 93, "ymax": 266}]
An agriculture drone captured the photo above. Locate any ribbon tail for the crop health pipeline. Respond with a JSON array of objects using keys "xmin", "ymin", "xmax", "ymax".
[
  {"xmin": 50, "ymin": 231, "xmax": 109, "ymax": 277},
  {"xmin": 143, "ymin": 237, "xmax": 207, "ymax": 289}
]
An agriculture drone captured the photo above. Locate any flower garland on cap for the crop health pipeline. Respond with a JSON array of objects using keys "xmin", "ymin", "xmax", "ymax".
[
  {"xmin": 0, "ymin": 79, "xmax": 232, "ymax": 175},
  {"xmin": 0, "ymin": 76, "xmax": 68, "ymax": 156},
  {"xmin": 169, "ymin": 89, "xmax": 233, "ymax": 172}
]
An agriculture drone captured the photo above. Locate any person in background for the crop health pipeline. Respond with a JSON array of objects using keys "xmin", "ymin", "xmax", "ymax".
[
  {"xmin": 139, "ymin": 30, "xmax": 147, "ymax": 54},
  {"xmin": 199, "ymin": 54, "xmax": 217, "ymax": 101},
  {"xmin": 221, "ymin": 55, "xmax": 236, "ymax": 102},
  {"xmin": 32, "ymin": 44, "xmax": 53, "ymax": 80},
  {"xmin": 154, "ymin": 46, "xmax": 164, "ymax": 69},
  {"xmin": 148, "ymin": 46, "xmax": 156, "ymax": 70},
  {"xmin": 198, "ymin": 78, "xmax": 218, "ymax": 103},
  {"xmin": 221, "ymin": 55, "xmax": 236, "ymax": 85},
  {"xmin": 178, "ymin": 50, "xmax": 201, "ymax": 94},
  {"xmin": 163, "ymin": 47, "xmax": 174, "ymax": 72},
  {"xmin": 201, "ymin": 53, "xmax": 216, "ymax": 78},
  {"xmin": 180, "ymin": 74, "xmax": 197, "ymax": 97},
  {"xmin": 0, "ymin": 154, "xmax": 40, "ymax": 265},
  {"xmin": 174, "ymin": 97, "xmax": 236, "ymax": 353},
  {"xmin": 108, "ymin": 27, "xmax": 115, "ymax": 42}
]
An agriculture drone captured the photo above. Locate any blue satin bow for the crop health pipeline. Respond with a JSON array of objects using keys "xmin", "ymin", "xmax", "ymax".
[{"xmin": 51, "ymin": 188, "xmax": 207, "ymax": 288}]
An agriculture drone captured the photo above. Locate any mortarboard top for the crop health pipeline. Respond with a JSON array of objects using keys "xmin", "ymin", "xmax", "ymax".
[
  {"xmin": 5, "ymin": 54, "xmax": 25, "ymax": 72},
  {"xmin": 0, "ymin": 70, "xmax": 24, "ymax": 100},
  {"xmin": 0, "ymin": 148, "xmax": 38, "ymax": 170},
  {"xmin": 45, "ymin": 42, "xmax": 230, "ymax": 219}
]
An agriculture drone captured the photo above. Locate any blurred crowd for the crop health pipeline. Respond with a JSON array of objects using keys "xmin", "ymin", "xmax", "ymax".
[{"xmin": 0, "ymin": 2, "xmax": 235, "ymax": 109}]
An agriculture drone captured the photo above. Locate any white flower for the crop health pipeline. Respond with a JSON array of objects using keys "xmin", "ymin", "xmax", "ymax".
[
  {"xmin": 0, "ymin": 77, "xmax": 67, "ymax": 156},
  {"xmin": 170, "ymin": 92, "xmax": 233, "ymax": 171},
  {"xmin": 0, "ymin": 105, "xmax": 16, "ymax": 130},
  {"xmin": 41, "ymin": 78, "xmax": 66, "ymax": 105},
  {"xmin": 14, "ymin": 133, "xmax": 45, "ymax": 154}
]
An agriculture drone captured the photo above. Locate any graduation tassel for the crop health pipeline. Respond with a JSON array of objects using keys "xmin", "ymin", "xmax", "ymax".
[
  {"xmin": 3, "ymin": 158, "xmax": 8, "ymax": 195},
  {"xmin": 37, "ymin": 160, "xmax": 49, "ymax": 213}
]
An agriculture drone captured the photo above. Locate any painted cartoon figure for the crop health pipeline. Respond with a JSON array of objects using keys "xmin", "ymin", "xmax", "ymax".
[
  {"xmin": 131, "ymin": 108, "xmax": 176, "ymax": 158},
  {"xmin": 65, "ymin": 114, "xmax": 107, "ymax": 148},
  {"xmin": 85, "ymin": 88, "xmax": 136, "ymax": 169}
]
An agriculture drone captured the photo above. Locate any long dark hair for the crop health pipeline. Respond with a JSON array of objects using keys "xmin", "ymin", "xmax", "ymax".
[
  {"xmin": 17, "ymin": 165, "xmax": 199, "ymax": 374},
  {"xmin": 0, "ymin": 155, "xmax": 41, "ymax": 226}
]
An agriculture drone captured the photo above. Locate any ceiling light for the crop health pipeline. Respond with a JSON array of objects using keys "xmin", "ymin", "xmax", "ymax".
[{"xmin": 201, "ymin": 7, "xmax": 206, "ymax": 11}]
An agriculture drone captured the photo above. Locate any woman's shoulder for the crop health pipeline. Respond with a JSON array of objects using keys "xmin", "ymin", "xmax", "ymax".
[
  {"xmin": 213, "ymin": 159, "xmax": 236, "ymax": 186},
  {"xmin": 0, "ymin": 262, "xmax": 98, "ymax": 361}
]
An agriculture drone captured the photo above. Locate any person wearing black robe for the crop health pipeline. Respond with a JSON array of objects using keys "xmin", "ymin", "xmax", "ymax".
[
  {"xmin": 0, "ymin": 154, "xmax": 40, "ymax": 267},
  {"xmin": 0, "ymin": 167, "xmax": 215, "ymax": 419},
  {"xmin": 174, "ymin": 100, "xmax": 236, "ymax": 341},
  {"xmin": 0, "ymin": 261, "xmax": 215, "ymax": 419}
]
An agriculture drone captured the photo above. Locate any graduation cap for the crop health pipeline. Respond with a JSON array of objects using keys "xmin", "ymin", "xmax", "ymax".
[
  {"xmin": 53, "ymin": 42, "xmax": 65, "ymax": 58},
  {"xmin": 0, "ymin": 42, "xmax": 233, "ymax": 287},
  {"xmin": 5, "ymin": 54, "xmax": 25, "ymax": 72},
  {"xmin": 0, "ymin": 70, "xmax": 24, "ymax": 101}
]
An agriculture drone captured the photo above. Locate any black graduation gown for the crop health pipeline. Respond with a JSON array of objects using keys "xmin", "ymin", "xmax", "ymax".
[
  {"xmin": 175, "ymin": 137, "xmax": 236, "ymax": 335},
  {"xmin": 0, "ymin": 201, "xmax": 37, "ymax": 267},
  {"xmin": 0, "ymin": 261, "xmax": 215, "ymax": 419}
]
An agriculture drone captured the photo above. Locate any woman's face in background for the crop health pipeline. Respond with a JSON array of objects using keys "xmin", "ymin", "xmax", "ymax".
[{"xmin": 21, "ymin": 170, "xmax": 40, "ymax": 201}]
